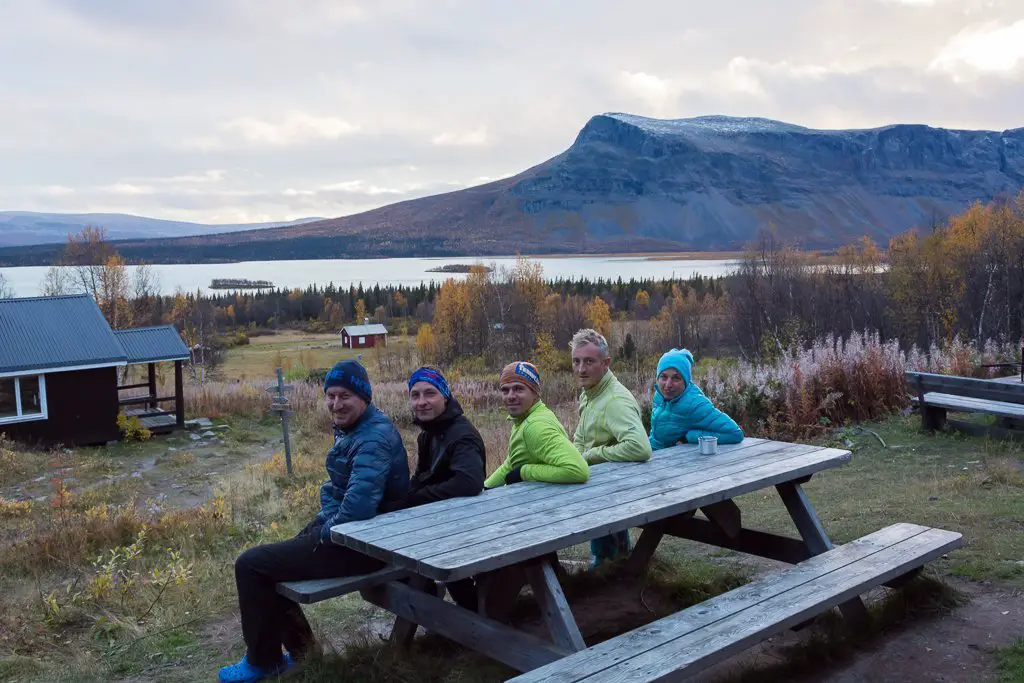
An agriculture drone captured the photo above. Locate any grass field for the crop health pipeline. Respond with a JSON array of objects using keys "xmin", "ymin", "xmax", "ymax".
[
  {"xmin": 1, "ymin": 382, "xmax": 1021, "ymax": 683},
  {"xmin": 217, "ymin": 330, "xmax": 415, "ymax": 381}
]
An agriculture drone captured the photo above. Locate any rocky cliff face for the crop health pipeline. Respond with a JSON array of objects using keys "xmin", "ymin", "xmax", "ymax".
[
  {"xmin": 6, "ymin": 113, "xmax": 1022, "ymax": 265},
  {"xmin": 508, "ymin": 113, "xmax": 1024, "ymax": 250}
]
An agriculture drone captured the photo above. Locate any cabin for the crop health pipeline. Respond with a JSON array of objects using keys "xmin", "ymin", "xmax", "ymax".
[
  {"xmin": 340, "ymin": 320, "xmax": 388, "ymax": 349},
  {"xmin": 0, "ymin": 294, "xmax": 190, "ymax": 447}
]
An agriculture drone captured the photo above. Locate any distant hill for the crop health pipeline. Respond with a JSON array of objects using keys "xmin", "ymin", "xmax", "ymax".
[
  {"xmin": 0, "ymin": 212, "xmax": 324, "ymax": 247},
  {"xmin": 2, "ymin": 113, "xmax": 1023, "ymax": 265}
]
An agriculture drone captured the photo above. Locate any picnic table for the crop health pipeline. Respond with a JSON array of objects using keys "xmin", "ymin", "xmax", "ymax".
[{"xmin": 310, "ymin": 436, "xmax": 959, "ymax": 680}]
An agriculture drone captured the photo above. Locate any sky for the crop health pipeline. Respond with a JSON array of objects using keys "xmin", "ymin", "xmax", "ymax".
[{"xmin": 1, "ymin": 0, "xmax": 1023, "ymax": 225}]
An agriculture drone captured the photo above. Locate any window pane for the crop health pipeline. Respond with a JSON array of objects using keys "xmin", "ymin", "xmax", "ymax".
[
  {"xmin": 19, "ymin": 376, "xmax": 42, "ymax": 416},
  {"xmin": 0, "ymin": 379, "xmax": 16, "ymax": 418}
]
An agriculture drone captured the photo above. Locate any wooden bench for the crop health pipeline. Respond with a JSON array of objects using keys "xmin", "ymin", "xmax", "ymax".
[
  {"xmin": 276, "ymin": 566, "xmax": 411, "ymax": 605},
  {"xmin": 906, "ymin": 371, "xmax": 1024, "ymax": 438},
  {"xmin": 508, "ymin": 523, "xmax": 961, "ymax": 683}
]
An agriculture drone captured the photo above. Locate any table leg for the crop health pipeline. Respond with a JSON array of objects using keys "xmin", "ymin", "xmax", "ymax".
[
  {"xmin": 700, "ymin": 499, "xmax": 742, "ymax": 539},
  {"xmin": 776, "ymin": 481, "xmax": 870, "ymax": 627},
  {"xmin": 525, "ymin": 557, "xmax": 587, "ymax": 652},
  {"xmin": 388, "ymin": 575, "xmax": 435, "ymax": 647},
  {"xmin": 626, "ymin": 521, "xmax": 667, "ymax": 575}
]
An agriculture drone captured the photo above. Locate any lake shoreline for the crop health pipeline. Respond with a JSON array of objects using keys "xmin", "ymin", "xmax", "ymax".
[{"xmin": 0, "ymin": 254, "xmax": 742, "ymax": 298}]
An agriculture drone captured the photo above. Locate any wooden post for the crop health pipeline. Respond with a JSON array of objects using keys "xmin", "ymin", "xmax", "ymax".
[
  {"xmin": 147, "ymin": 363, "xmax": 157, "ymax": 411},
  {"xmin": 174, "ymin": 360, "xmax": 185, "ymax": 428}
]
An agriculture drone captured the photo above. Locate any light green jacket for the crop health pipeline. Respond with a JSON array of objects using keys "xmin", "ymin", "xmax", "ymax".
[
  {"xmin": 485, "ymin": 400, "xmax": 590, "ymax": 488},
  {"xmin": 574, "ymin": 370, "xmax": 652, "ymax": 465}
]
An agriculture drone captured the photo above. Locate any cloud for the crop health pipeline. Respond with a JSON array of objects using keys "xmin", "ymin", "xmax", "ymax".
[
  {"xmin": 195, "ymin": 111, "xmax": 362, "ymax": 148},
  {"xmin": 431, "ymin": 126, "xmax": 490, "ymax": 147},
  {"xmin": 318, "ymin": 180, "xmax": 409, "ymax": 196},
  {"xmin": 929, "ymin": 20, "xmax": 1024, "ymax": 79},
  {"xmin": 101, "ymin": 183, "xmax": 155, "ymax": 196}
]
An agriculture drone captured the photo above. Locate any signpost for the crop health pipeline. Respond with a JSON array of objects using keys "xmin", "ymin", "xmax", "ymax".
[{"xmin": 267, "ymin": 368, "xmax": 295, "ymax": 474}]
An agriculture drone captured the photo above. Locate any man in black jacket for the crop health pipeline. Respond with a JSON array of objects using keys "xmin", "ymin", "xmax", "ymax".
[
  {"xmin": 380, "ymin": 366, "xmax": 485, "ymax": 512},
  {"xmin": 380, "ymin": 366, "xmax": 486, "ymax": 609}
]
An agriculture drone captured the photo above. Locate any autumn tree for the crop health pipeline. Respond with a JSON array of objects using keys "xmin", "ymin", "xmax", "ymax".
[
  {"xmin": 40, "ymin": 226, "xmax": 158, "ymax": 329},
  {"xmin": 416, "ymin": 323, "xmax": 437, "ymax": 363},
  {"xmin": 585, "ymin": 296, "xmax": 612, "ymax": 338},
  {"xmin": 354, "ymin": 299, "xmax": 368, "ymax": 323}
]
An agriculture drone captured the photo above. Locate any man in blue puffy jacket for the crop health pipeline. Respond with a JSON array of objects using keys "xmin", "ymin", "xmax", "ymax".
[{"xmin": 219, "ymin": 360, "xmax": 409, "ymax": 683}]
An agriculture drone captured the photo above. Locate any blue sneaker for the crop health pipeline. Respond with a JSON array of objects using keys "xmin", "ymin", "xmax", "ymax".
[{"xmin": 218, "ymin": 652, "xmax": 293, "ymax": 682}]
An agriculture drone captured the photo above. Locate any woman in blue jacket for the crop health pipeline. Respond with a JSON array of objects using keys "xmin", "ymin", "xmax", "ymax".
[{"xmin": 649, "ymin": 349, "xmax": 744, "ymax": 451}]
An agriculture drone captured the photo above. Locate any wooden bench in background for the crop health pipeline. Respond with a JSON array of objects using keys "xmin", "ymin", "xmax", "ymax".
[
  {"xmin": 906, "ymin": 370, "xmax": 1024, "ymax": 439},
  {"xmin": 508, "ymin": 523, "xmax": 962, "ymax": 683}
]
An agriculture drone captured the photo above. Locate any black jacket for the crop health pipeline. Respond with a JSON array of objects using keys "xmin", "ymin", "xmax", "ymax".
[{"xmin": 378, "ymin": 397, "xmax": 486, "ymax": 512}]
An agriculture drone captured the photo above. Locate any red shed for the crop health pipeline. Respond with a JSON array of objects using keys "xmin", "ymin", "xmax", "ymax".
[{"xmin": 340, "ymin": 322, "xmax": 388, "ymax": 349}]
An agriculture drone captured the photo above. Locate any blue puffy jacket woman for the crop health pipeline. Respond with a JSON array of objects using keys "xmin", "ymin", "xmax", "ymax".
[{"xmin": 649, "ymin": 349, "xmax": 744, "ymax": 451}]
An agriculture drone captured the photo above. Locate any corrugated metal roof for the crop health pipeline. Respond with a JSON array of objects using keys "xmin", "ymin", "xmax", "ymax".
[
  {"xmin": 341, "ymin": 324, "xmax": 388, "ymax": 336},
  {"xmin": 0, "ymin": 294, "xmax": 127, "ymax": 374},
  {"xmin": 113, "ymin": 326, "xmax": 190, "ymax": 363}
]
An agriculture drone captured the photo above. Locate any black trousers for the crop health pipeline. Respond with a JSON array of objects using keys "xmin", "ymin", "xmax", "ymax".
[{"xmin": 234, "ymin": 523, "xmax": 384, "ymax": 668}]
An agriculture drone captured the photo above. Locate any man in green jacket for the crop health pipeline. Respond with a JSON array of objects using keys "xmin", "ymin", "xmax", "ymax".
[
  {"xmin": 485, "ymin": 361, "xmax": 589, "ymax": 489},
  {"xmin": 570, "ymin": 328, "xmax": 652, "ymax": 567}
]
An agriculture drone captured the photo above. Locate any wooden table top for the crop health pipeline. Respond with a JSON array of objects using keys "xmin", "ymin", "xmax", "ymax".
[{"xmin": 332, "ymin": 437, "xmax": 851, "ymax": 581}]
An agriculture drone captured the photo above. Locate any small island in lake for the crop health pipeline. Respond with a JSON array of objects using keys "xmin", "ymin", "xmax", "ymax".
[
  {"xmin": 425, "ymin": 264, "xmax": 493, "ymax": 273},
  {"xmin": 209, "ymin": 278, "xmax": 275, "ymax": 290}
]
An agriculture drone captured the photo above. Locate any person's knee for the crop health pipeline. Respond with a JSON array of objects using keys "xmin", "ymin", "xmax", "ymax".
[{"xmin": 235, "ymin": 544, "xmax": 267, "ymax": 577}]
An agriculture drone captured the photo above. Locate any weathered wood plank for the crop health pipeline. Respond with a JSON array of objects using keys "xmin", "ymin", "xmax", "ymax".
[
  {"xmin": 275, "ymin": 567, "xmax": 410, "ymax": 604},
  {"xmin": 776, "ymin": 481, "xmax": 869, "ymax": 625},
  {"xmin": 370, "ymin": 442, "xmax": 812, "ymax": 558},
  {"xmin": 526, "ymin": 560, "xmax": 587, "ymax": 652},
  {"xmin": 418, "ymin": 448, "xmax": 850, "ymax": 581},
  {"xmin": 569, "ymin": 529, "xmax": 962, "ymax": 683},
  {"xmin": 334, "ymin": 439, "xmax": 771, "ymax": 539},
  {"xmin": 507, "ymin": 524, "xmax": 962, "ymax": 682},
  {"xmin": 625, "ymin": 519, "xmax": 672, "ymax": 575},
  {"xmin": 918, "ymin": 393, "xmax": 1024, "ymax": 418},
  {"xmin": 388, "ymin": 575, "xmax": 434, "ymax": 647},
  {"xmin": 339, "ymin": 439, "xmax": 775, "ymax": 552},
  {"xmin": 699, "ymin": 499, "xmax": 742, "ymax": 539},
  {"xmin": 906, "ymin": 371, "xmax": 1024, "ymax": 404},
  {"xmin": 662, "ymin": 516, "xmax": 812, "ymax": 564},
  {"xmin": 395, "ymin": 445, "xmax": 831, "ymax": 563},
  {"xmin": 360, "ymin": 580, "xmax": 569, "ymax": 673}
]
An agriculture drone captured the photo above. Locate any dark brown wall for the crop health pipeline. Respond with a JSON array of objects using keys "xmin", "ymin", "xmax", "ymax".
[{"xmin": 1, "ymin": 367, "xmax": 120, "ymax": 447}]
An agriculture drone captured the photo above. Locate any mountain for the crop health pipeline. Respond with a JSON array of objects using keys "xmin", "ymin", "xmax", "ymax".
[
  {"xmin": 0, "ymin": 211, "xmax": 324, "ymax": 247},
  {"xmin": 2, "ymin": 113, "xmax": 1023, "ymax": 264}
]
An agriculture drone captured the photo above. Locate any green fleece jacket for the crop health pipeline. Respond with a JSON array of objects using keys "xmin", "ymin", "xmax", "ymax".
[
  {"xmin": 573, "ymin": 370, "xmax": 652, "ymax": 465},
  {"xmin": 485, "ymin": 400, "xmax": 590, "ymax": 488}
]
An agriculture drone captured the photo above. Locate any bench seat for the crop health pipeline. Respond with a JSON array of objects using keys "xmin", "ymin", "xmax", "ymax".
[
  {"xmin": 508, "ymin": 522, "xmax": 961, "ymax": 683},
  {"xmin": 277, "ymin": 567, "xmax": 410, "ymax": 605},
  {"xmin": 912, "ymin": 392, "xmax": 1024, "ymax": 419}
]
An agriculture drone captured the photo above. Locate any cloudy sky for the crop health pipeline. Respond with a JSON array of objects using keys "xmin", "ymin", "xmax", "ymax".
[{"xmin": 1, "ymin": 0, "xmax": 1023, "ymax": 224}]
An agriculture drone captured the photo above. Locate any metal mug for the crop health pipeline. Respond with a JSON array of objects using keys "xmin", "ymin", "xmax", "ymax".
[{"xmin": 698, "ymin": 435, "xmax": 718, "ymax": 456}]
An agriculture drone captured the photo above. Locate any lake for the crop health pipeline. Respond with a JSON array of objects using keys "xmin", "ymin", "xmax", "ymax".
[{"xmin": 0, "ymin": 255, "xmax": 741, "ymax": 297}]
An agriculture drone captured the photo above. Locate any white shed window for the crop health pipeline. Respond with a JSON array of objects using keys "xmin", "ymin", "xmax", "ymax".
[
  {"xmin": 358, "ymin": 336, "xmax": 366, "ymax": 344},
  {"xmin": 0, "ymin": 375, "xmax": 48, "ymax": 424}
]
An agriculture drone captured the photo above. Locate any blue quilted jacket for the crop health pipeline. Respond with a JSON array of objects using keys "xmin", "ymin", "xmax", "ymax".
[
  {"xmin": 315, "ymin": 403, "xmax": 409, "ymax": 541},
  {"xmin": 649, "ymin": 349, "xmax": 744, "ymax": 451}
]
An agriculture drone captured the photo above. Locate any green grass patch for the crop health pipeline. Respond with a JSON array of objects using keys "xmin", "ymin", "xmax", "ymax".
[{"xmin": 997, "ymin": 638, "xmax": 1024, "ymax": 683}]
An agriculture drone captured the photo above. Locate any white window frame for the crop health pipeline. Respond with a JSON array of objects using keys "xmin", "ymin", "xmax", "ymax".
[
  {"xmin": 358, "ymin": 336, "xmax": 365, "ymax": 344},
  {"xmin": 0, "ymin": 374, "xmax": 48, "ymax": 425}
]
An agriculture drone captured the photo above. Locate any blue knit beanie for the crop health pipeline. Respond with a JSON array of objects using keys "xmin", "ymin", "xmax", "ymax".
[
  {"xmin": 657, "ymin": 348, "xmax": 694, "ymax": 384},
  {"xmin": 408, "ymin": 366, "xmax": 452, "ymax": 399},
  {"xmin": 323, "ymin": 360, "xmax": 373, "ymax": 403}
]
